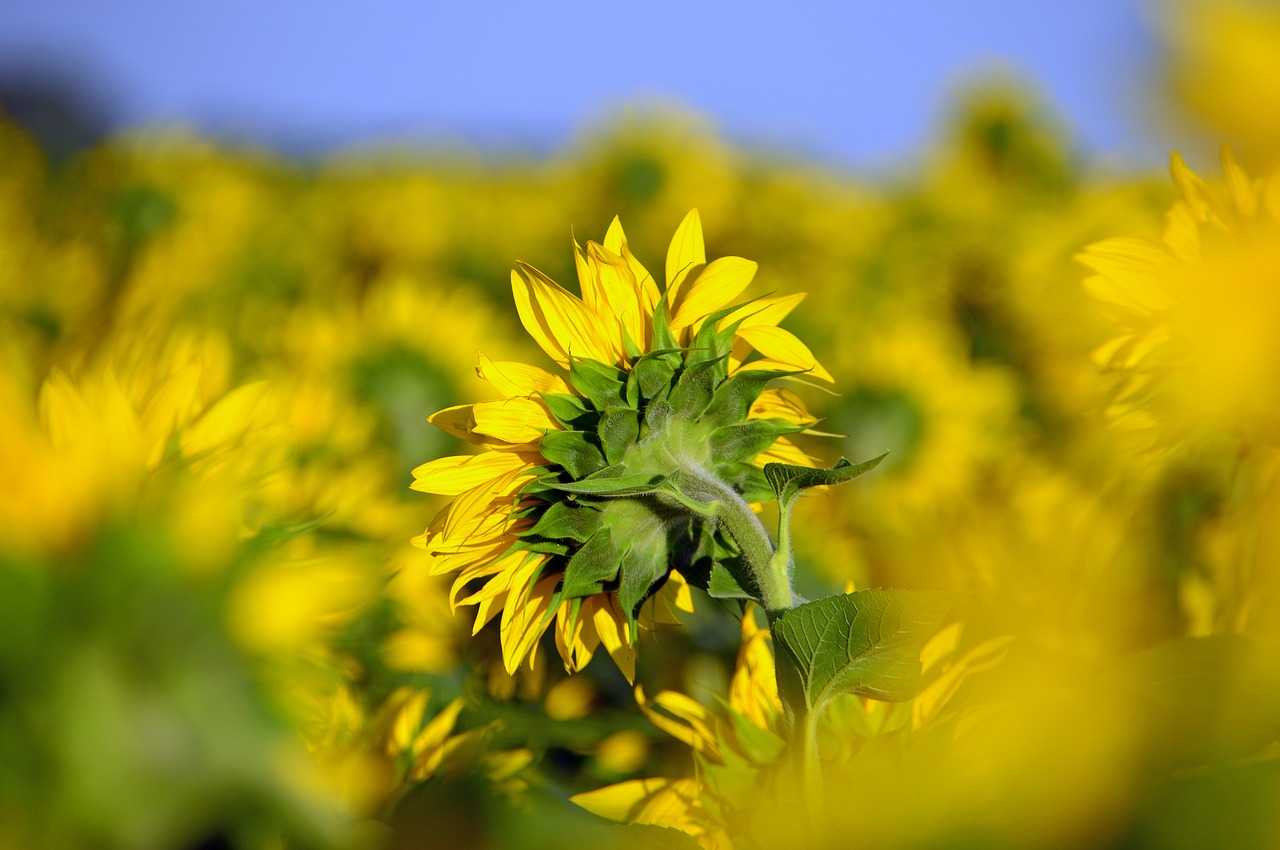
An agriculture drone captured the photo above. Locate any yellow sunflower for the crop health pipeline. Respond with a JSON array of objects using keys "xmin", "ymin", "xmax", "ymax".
[
  {"xmin": 1079, "ymin": 147, "xmax": 1280, "ymax": 451},
  {"xmin": 411, "ymin": 210, "xmax": 830, "ymax": 679}
]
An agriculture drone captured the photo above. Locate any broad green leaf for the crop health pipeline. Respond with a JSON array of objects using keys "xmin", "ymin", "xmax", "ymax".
[
  {"xmin": 765, "ymin": 452, "xmax": 888, "ymax": 507},
  {"xmin": 540, "ymin": 430, "xmax": 606, "ymax": 478},
  {"xmin": 524, "ymin": 500, "xmax": 601, "ymax": 543},
  {"xmin": 598, "ymin": 408, "xmax": 640, "ymax": 465},
  {"xmin": 771, "ymin": 589, "xmax": 953, "ymax": 718},
  {"xmin": 549, "ymin": 470, "xmax": 679, "ymax": 497},
  {"xmin": 560, "ymin": 528, "xmax": 621, "ymax": 598},
  {"xmin": 708, "ymin": 418, "xmax": 807, "ymax": 464}
]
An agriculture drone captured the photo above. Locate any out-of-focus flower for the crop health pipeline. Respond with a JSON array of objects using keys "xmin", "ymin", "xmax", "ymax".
[
  {"xmin": 1159, "ymin": 0, "xmax": 1280, "ymax": 157},
  {"xmin": 1080, "ymin": 148, "xmax": 1280, "ymax": 453}
]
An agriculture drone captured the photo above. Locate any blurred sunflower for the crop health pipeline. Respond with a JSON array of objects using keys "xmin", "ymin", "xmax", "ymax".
[
  {"xmin": 411, "ymin": 210, "xmax": 830, "ymax": 679},
  {"xmin": 1079, "ymin": 148, "xmax": 1280, "ymax": 452}
]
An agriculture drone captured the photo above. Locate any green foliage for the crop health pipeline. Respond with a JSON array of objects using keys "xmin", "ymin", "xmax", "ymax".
[
  {"xmin": 771, "ymin": 589, "xmax": 953, "ymax": 720},
  {"xmin": 765, "ymin": 452, "xmax": 889, "ymax": 509}
]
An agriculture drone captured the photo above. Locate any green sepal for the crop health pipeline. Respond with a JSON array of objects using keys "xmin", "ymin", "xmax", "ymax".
[
  {"xmin": 722, "ymin": 702, "xmax": 787, "ymax": 764},
  {"xmin": 540, "ymin": 392, "xmax": 596, "ymax": 430},
  {"xmin": 651, "ymin": 295, "xmax": 679, "ymax": 352},
  {"xmin": 520, "ymin": 473, "xmax": 565, "ymax": 497},
  {"xmin": 771, "ymin": 589, "xmax": 954, "ymax": 724},
  {"xmin": 618, "ymin": 546, "xmax": 669, "ymax": 633},
  {"xmin": 628, "ymin": 348, "xmax": 682, "ymax": 403},
  {"xmin": 708, "ymin": 418, "xmax": 807, "ymax": 464},
  {"xmin": 569, "ymin": 357, "xmax": 626, "ymax": 408},
  {"xmin": 764, "ymin": 452, "xmax": 888, "ymax": 508},
  {"xmin": 598, "ymin": 408, "xmax": 640, "ymax": 465},
  {"xmin": 667, "ymin": 356, "xmax": 725, "ymax": 420},
  {"xmin": 707, "ymin": 558, "xmax": 759, "ymax": 601},
  {"xmin": 514, "ymin": 538, "xmax": 573, "ymax": 556},
  {"xmin": 620, "ymin": 323, "xmax": 644, "ymax": 362},
  {"xmin": 540, "ymin": 430, "xmax": 607, "ymax": 478},
  {"xmin": 559, "ymin": 527, "xmax": 622, "ymax": 599},
  {"xmin": 717, "ymin": 463, "xmax": 774, "ymax": 504},
  {"xmin": 548, "ymin": 470, "xmax": 680, "ymax": 497},
  {"xmin": 700, "ymin": 368, "xmax": 799, "ymax": 427},
  {"xmin": 683, "ymin": 303, "xmax": 743, "ymax": 375},
  {"xmin": 523, "ymin": 500, "xmax": 601, "ymax": 543}
]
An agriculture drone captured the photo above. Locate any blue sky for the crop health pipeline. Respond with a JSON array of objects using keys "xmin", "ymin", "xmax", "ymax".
[{"xmin": 0, "ymin": 0, "xmax": 1163, "ymax": 167}]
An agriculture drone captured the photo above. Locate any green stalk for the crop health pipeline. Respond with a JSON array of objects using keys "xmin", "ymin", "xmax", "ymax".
[{"xmin": 674, "ymin": 461, "xmax": 793, "ymax": 613}]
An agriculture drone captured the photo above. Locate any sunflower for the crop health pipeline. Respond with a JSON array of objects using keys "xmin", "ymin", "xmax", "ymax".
[
  {"xmin": 411, "ymin": 210, "xmax": 829, "ymax": 679},
  {"xmin": 1079, "ymin": 148, "xmax": 1280, "ymax": 451}
]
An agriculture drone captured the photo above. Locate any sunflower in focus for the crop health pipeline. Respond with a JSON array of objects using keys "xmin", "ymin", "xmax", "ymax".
[
  {"xmin": 411, "ymin": 210, "xmax": 829, "ymax": 679},
  {"xmin": 1079, "ymin": 148, "xmax": 1280, "ymax": 452}
]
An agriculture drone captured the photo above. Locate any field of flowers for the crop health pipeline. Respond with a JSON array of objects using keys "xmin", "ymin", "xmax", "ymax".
[{"xmin": 3, "ymin": 4, "xmax": 1280, "ymax": 848}]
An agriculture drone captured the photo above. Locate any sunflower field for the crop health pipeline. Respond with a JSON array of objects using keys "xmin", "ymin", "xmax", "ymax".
[{"xmin": 4, "ymin": 3, "xmax": 1280, "ymax": 849}]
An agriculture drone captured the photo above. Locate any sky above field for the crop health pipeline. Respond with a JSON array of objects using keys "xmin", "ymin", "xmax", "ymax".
[{"xmin": 0, "ymin": 0, "xmax": 1162, "ymax": 166}]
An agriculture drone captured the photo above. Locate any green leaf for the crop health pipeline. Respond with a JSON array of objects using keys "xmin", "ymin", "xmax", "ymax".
[
  {"xmin": 560, "ymin": 528, "xmax": 622, "ymax": 598},
  {"xmin": 539, "ymin": 430, "xmax": 607, "ymax": 478},
  {"xmin": 598, "ymin": 408, "xmax": 640, "ymax": 465},
  {"xmin": 548, "ymin": 470, "xmax": 679, "ymax": 497},
  {"xmin": 765, "ymin": 452, "xmax": 888, "ymax": 507},
  {"xmin": 771, "ymin": 589, "xmax": 953, "ymax": 719},
  {"xmin": 708, "ymin": 418, "xmax": 807, "ymax": 464},
  {"xmin": 540, "ymin": 392, "xmax": 596, "ymax": 430},
  {"xmin": 524, "ymin": 500, "xmax": 601, "ymax": 543},
  {"xmin": 569, "ymin": 357, "xmax": 626, "ymax": 408}
]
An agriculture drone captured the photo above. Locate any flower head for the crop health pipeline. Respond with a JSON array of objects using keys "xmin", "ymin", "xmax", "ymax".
[
  {"xmin": 1079, "ymin": 148, "xmax": 1280, "ymax": 451},
  {"xmin": 412, "ymin": 211, "xmax": 828, "ymax": 679}
]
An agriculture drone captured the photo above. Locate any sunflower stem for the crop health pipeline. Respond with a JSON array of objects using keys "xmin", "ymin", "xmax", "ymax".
[{"xmin": 674, "ymin": 462, "xmax": 793, "ymax": 613}]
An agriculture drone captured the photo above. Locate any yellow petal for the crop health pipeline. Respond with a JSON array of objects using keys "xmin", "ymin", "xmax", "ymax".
[
  {"xmin": 410, "ymin": 451, "xmax": 532, "ymax": 495},
  {"xmin": 718, "ymin": 292, "xmax": 807, "ymax": 332},
  {"xmin": 514, "ymin": 263, "xmax": 614, "ymax": 364},
  {"xmin": 670, "ymin": 256, "xmax": 757, "ymax": 331},
  {"xmin": 1221, "ymin": 144, "xmax": 1257, "ymax": 218},
  {"xmin": 499, "ymin": 573, "xmax": 558, "ymax": 674},
  {"xmin": 476, "ymin": 353, "xmax": 569, "ymax": 397},
  {"xmin": 586, "ymin": 241, "xmax": 642, "ymax": 358},
  {"xmin": 592, "ymin": 597, "xmax": 636, "ymax": 683},
  {"xmin": 636, "ymin": 686, "xmax": 721, "ymax": 759},
  {"xmin": 605, "ymin": 216, "xmax": 661, "ymax": 315},
  {"xmin": 471, "ymin": 397, "xmax": 558, "ymax": 444},
  {"xmin": 512, "ymin": 268, "xmax": 566, "ymax": 364},
  {"xmin": 749, "ymin": 387, "xmax": 817, "ymax": 426},
  {"xmin": 665, "ymin": 208, "xmax": 706, "ymax": 306},
  {"xmin": 734, "ymin": 325, "xmax": 833, "ymax": 382},
  {"xmin": 571, "ymin": 777, "xmax": 674, "ymax": 823}
]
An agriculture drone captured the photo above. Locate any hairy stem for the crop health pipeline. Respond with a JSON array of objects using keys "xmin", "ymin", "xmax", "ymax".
[{"xmin": 675, "ymin": 461, "xmax": 793, "ymax": 612}]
